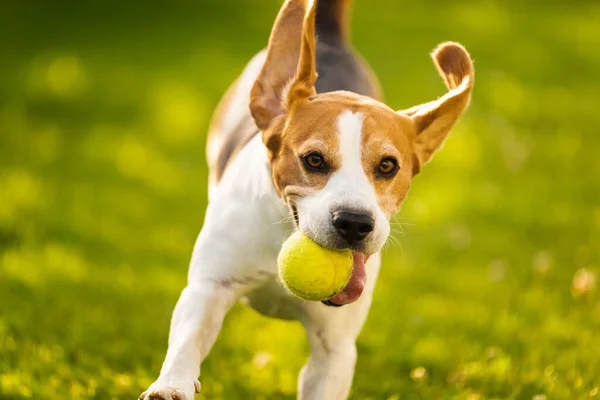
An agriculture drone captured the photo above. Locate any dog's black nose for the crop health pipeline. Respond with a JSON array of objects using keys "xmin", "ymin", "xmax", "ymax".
[{"xmin": 332, "ymin": 211, "xmax": 374, "ymax": 243}]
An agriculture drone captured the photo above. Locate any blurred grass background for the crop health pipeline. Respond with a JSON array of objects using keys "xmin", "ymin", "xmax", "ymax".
[{"xmin": 1, "ymin": 0, "xmax": 599, "ymax": 399}]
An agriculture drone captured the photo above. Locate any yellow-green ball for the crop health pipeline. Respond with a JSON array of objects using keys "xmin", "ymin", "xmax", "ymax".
[{"xmin": 277, "ymin": 231, "xmax": 353, "ymax": 301}]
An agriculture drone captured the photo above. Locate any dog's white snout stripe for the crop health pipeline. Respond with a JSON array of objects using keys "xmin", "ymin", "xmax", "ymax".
[
  {"xmin": 332, "ymin": 110, "xmax": 377, "ymax": 203},
  {"xmin": 295, "ymin": 109, "xmax": 390, "ymax": 254}
]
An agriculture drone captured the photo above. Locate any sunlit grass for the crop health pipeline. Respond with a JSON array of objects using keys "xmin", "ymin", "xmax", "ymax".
[{"xmin": 1, "ymin": 0, "xmax": 599, "ymax": 399}]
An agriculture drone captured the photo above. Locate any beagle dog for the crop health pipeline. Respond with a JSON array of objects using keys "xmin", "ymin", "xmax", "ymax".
[{"xmin": 140, "ymin": 0, "xmax": 473, "ymax": 398}]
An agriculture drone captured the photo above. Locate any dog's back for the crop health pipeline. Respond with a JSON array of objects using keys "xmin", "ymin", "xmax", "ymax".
[{"xmin": 206, "ymin": 0, "xmax": 381, "ymax": 190}]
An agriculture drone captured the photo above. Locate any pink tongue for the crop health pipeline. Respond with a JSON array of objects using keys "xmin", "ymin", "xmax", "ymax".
[{"xmin": 329, "ymin": 253, "xmax": 368, "ymax": 305}]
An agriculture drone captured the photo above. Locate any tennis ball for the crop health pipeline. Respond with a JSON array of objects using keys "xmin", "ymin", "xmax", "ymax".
[{"xmin": 277, "ymin": 231, "xmax": 353, "ymax": 301}]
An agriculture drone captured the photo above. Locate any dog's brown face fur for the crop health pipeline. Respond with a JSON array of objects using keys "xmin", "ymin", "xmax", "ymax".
[
  {"xmin": 261, "ymin": 92, "xmax": 417, "ymax": 219},
  {"xmin": 250, "ymin": 0, "xmax": 474, "ymax": 254}
]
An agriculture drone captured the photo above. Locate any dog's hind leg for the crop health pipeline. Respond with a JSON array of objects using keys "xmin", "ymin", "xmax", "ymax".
[{"xmin": 297, "ymin": 253, "xmax": 381, "ymax": 400}]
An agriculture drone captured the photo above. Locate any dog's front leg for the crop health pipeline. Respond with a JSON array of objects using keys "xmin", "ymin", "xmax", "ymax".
[{"xmin": 140, "ymin": 279, "xmax": 241, "ymax": 400}]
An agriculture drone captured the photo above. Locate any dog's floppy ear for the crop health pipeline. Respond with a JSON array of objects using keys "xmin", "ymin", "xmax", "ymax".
[
  {"xmin": 250, "ymin": 0, "xmax": 318, "ymax": 131},
  {"xmin": 399, "ymin": 42, "xmax": 474, "ymax": 170}
]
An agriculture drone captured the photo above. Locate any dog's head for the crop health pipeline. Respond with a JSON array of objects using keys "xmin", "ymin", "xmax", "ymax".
[{"xmin": 250, "ymin": 0, "xmax": 474, "ymax": 304}]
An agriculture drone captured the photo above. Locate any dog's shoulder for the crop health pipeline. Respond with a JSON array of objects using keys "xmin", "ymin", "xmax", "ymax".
[{"xmin": 206, "ymin": 51, "xmax": 266, "ymax": 190}]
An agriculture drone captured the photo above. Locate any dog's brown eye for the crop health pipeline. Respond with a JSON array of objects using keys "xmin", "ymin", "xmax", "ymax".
[
  {"xmin": 378, "ymin": 158, "xmax": 399, "ymax": 177},
  {"xmin": 302, "ymin": 152, "xmax": 326, "ymax": 171}
]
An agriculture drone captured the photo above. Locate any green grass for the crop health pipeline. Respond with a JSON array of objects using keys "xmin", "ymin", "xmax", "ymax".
[{"xmin": 1, "ymin": 0, "xmax": 600, "ymax": 399}]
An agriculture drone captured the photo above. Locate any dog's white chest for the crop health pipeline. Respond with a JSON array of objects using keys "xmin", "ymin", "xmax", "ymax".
[
  {"xmin": 200, "ymin": 135, "xmax": 306, "ymax": 320},
  {"xmin": 190, "ymin": 136, "xmax": 292, "ymax": 282}
]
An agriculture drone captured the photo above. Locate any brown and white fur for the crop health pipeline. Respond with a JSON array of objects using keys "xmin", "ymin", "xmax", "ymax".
[{"xmin": 140, "ymin": 0, "xmax": 473, "ymax": 399}]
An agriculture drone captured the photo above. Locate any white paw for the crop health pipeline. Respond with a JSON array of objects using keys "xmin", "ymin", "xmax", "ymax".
[{"xmin": 139, "ymin": 379, "xmax": 200, "ymax": 400}]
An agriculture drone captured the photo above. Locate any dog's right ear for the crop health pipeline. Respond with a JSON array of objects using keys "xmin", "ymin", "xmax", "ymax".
[{"xmin": 250, "ymin": 0, "xmax": 318, "ymax": 132}]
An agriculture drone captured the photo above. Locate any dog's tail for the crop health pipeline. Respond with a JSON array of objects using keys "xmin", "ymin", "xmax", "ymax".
[{"xmin": 315, "ymin": 0, "xmax": 352, "ymax": 45}]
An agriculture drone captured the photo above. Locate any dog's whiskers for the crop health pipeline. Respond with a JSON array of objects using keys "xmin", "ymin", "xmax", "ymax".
[
  {"xmin": 383, "ymin": 229, "xmax": 404, "ymax": 253},
  {"xmin": 276, "ymin": 214, "xmax": 296, "ymax": 225},
  {"xmin": 390, "ymin": 227, "xmax": 407, "ymax": 235}
]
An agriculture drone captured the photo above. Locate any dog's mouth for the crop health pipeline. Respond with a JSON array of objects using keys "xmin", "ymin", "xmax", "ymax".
[
  {"xmin": 291, "ymin": 205, "xmax": 300, "ymax": 227},
  {"xmin": 288, "ymin": 203, "xmax": 369, "ymax": 307},
  {"xmin": 322, "ymin": 252, "xmax": 368, "ymax": 307}
]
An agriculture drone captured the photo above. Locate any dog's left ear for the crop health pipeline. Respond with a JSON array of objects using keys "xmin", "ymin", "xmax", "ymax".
[
  {"xmin": 399, "ymin": 42, "xmax": 474, "ymax": 170},
  {"xmin": 250, "ymin": 0, "xmax": 318, "ymax": 131}
]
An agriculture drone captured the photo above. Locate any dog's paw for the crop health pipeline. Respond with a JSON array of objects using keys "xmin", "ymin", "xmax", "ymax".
[{"xmin": 139, "ymin": 379, "xmax": 200, "ymax": 400}]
